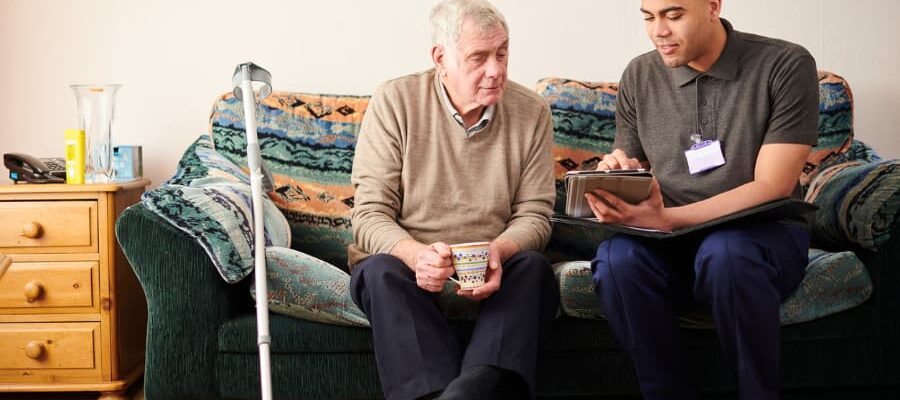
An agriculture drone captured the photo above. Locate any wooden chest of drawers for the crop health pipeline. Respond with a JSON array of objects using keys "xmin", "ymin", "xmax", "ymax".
[{"xmin": 0, "ymin": 180, "xmax": 149, "ymax": 400}]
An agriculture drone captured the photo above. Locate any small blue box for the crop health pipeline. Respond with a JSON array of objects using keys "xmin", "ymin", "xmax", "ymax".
[{"xmin": 113, "ymin": 145, "xmax": 143, "ymax": 180}]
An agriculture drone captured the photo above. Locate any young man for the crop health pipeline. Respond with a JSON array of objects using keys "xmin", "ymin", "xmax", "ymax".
[
  {"xmin": 587, "ymin": 1, "xmax": 819, "ymax": 399},
  {"xmin": 348, "ymin": 1, "xmax": 559, "ymax": 399}
]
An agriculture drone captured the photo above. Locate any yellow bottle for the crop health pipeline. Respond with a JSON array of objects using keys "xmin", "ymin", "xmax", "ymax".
[{"xmin": 64, "ymin": 129, "xmax": 85, "ymax": 184}]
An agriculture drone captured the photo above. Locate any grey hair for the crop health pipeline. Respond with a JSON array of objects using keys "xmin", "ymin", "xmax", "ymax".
[{"xmin": 430, "ymin": 0, "xmax": 508, "ymax": 61}]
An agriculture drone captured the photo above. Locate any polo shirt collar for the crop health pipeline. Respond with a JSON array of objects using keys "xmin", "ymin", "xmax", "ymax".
[{"xmin": 672, "ymin": 18, "xmax": 741, "ymax": 87}]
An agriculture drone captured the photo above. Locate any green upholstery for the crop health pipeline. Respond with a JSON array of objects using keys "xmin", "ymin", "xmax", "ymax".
[{"xmin": 118, "ymin": 203, "xmax": 237, "ymax": 399}]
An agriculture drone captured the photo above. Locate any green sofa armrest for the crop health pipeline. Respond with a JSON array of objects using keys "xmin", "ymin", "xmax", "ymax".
[
  {"xmin": 854, "ymin": 219, "xmax": 900, "ymax": 376},
  {"xmin": 116, "ymin": 203, "xmax": 250, "ymax": 400}
]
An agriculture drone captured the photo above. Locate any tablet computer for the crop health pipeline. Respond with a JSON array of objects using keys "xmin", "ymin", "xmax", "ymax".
[{"xmin": 564, "ymin": 169, "xmax": 653, "ymax": 218}]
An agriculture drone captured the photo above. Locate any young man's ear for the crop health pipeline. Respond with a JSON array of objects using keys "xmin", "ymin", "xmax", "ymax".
[{"xmin": 707, "ymin": 0, "xmax": 722, "ymax": 21}]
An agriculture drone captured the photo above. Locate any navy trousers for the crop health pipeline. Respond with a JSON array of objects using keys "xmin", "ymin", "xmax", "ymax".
[
  {"xmin": 592, "ymin": 221, "xmax": 809, "ymax": 400},
  {"xmin": 350, "ymin": 250, "xmax": 559, "ymax": 400}
]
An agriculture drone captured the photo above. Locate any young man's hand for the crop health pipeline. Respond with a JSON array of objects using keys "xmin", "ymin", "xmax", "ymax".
[
  {"xmin": 585, "ymin": 178, "xmax": 673, "ymax": 232},
  {"xmin": 598, "ymin": 149, "xmax": 642, "ymax": 170}
]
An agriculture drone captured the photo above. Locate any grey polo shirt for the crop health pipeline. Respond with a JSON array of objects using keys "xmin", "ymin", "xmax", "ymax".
[{"xmin": 614, "ymin": 18, "xmax": 819, "ymax": 208}]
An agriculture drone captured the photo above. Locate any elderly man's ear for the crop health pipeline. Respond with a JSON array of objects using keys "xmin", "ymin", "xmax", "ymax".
[{"xmin": 431, "ymin": 45, "xmax": 449, "ymax": 77}]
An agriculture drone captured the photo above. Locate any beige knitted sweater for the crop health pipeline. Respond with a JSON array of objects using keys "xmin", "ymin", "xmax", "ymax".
[{"xmin": 348, "ymin": 69, "xmax": 555, "ymax": 266}]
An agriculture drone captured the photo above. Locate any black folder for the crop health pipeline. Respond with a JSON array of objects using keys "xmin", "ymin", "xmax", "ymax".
[{"xmin": 551, "ymin": 198, "xmax": 818, "ymax": 239}]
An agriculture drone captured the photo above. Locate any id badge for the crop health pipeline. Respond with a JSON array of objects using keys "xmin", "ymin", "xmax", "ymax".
[{"xmin": 684, "ymin": 140, "xmax": 725, "ymax": 174}]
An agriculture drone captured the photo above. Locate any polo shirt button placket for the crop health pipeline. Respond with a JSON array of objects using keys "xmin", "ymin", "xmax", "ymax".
[{"xmin": 696, "ymin": 76, "xmax": 710, "ymax": 133}]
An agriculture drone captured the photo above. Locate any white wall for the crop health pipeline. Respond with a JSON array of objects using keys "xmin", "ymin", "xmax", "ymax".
[{"xmin": 2, "ymin": 0, "xmax": 898, "ymax": 187}]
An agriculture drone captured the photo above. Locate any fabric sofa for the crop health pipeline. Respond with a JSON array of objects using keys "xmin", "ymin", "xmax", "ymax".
[{"xmin": 116, "ymin": 71, "xmax": 900, "ymax": 399}]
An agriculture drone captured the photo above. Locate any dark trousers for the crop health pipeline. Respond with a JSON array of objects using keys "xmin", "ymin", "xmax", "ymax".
[
  {"xmin": 350, "ymin": 250, "xmax": 559, "ymax": 400},
  {"xmin": 591, "ymin": 221, "xmax": 809, "ymax": 400}
]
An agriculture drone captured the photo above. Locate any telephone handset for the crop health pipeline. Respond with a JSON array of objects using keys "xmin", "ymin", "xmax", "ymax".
[{"xmin": 3, "ymin": 153, "xmax": 66, "ymax": 183}]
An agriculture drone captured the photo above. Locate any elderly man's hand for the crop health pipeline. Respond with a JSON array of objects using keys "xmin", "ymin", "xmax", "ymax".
[
  {"xmin": 414, "ymin": 242, "xmax": 454, "ymax": 292},
  {"xmin": 456, "ymin": 239, "xmax": 514, "ymax": 301}
]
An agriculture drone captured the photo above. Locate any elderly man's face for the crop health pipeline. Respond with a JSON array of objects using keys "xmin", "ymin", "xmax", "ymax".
[{"xmin": 440, "ymin": 18, "xmax": 509, "ymax": 115}]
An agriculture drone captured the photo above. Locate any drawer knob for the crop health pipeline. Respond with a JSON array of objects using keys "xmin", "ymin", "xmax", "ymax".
[
  {"xmin": 25, "ymin": 341, "xmax": 45, "ymax": 359},
  {"xmin": 22, "ymin": 222, "xmax": 43, "ymax": 239},
  {"xmin": 0, "ymin": 253, "xmax": 11, "ymax": 279},
  {"xmin": 24, "ymin": 280, "xmax": 44, "ymax": 302}
]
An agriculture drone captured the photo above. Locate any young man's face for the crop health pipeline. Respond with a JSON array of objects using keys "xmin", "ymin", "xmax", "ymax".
[
  {"xmin": 437, "ymin": 18, "xmax": 509, "ymax": 115},
  {"xmin": 640, "ymin": 0, "xmax": 721, "ymax": 69}
]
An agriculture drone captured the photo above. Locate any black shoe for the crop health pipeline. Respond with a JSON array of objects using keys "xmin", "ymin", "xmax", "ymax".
[
  {"xmin": 437, "ymin": 365, "xmax": 531, "ymax": 400},
  {"xmin": 417, "ymin": 390, "xmax": 443, "ymax": 400},
  {"xmin": 495, "ymin": 369, "xmax": 530, "ymax": 399}
]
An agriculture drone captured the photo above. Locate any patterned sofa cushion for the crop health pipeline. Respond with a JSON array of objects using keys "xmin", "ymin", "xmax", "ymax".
[
  {"xmin": 551, "ymin": 260, "xmax": 600, "ymax": 321},
  {"xmin": 250, "ymin": 246, "xmax": 479, "ymax": 325},
  {"xmin": 209, "ymin": 92, "xmax": 369, "ymax": 270},
  {"xmin": 163, "ymin": 135, "xmax": 250, "ymax": 187},
  {"xmin": 801, "ymin": 72, "xmax": 855, "ymax": 186},
  {"xmin": 552, "ymin": 247, "xmax": 873, "ymax": 326},
  {"xmin": 780, "ymin": 248, "xmax": 874, "ymax": 324},
  {"xmin": 141, "ymin": 136, "xmax": 291, "ymax": 283},
  {"xmin": 819, "ymin": 139, "xmax": 882, "ymax": 169},
  {"xmin": 535, "ymin": 78, "xmax": 617, "ymax": 213},
  {"xmin": 250, "ymin": 246, "xmax": 369, "ymax": 327},
  {"xmin": 805, "ymin": 159, "xmax": 900, "ymax": 251}
]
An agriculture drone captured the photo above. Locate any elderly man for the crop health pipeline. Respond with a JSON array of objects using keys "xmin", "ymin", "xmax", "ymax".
[
  {"xmin": 347, "ymin": 0, "xmax": 559, "ymax": 399},
  {"xmin": 587, "ymin": 0, "xmax": 819, "ymax": 399}
]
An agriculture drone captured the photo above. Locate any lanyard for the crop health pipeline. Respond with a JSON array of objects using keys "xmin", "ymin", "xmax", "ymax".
[{"xmin": 691, "ymin": 75, "xmax": 705, "ymax": 144}]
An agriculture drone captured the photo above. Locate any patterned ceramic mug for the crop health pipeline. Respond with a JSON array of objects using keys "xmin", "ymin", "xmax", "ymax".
[{"xmin": 449, "ymin": 241, "xmax": 490, "ymax": 289}]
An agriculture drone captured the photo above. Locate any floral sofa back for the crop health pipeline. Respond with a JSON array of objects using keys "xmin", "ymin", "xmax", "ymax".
[{"xmin": 208, "ymin": 71, "xmax": 893, "ymax": 270}]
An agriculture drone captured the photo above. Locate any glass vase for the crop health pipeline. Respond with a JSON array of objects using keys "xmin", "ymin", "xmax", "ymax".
[{"xmin": 71, "ymin": 84, "xmax": 121, "ymax": 183}]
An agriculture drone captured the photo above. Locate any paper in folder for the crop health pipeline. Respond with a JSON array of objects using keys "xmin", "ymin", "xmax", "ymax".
[{"xmin": 564, "ymin": 169, "xmax": 653, "ymax": 218}]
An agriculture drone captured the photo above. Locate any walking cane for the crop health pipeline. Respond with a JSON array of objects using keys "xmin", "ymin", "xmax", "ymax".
[{"xmin": 231, "ymin": 61, "xmax": 275, "ymax": 400}]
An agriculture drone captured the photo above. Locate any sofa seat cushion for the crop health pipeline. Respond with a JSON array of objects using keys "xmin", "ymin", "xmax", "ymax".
[
  {"xmin": 218, "ymin": 304, "xmax": 880, "ymax": 356},
  {"xmin": 209, "ymin": 92, "xmax": 369, "ymax": 270},
  {"xmin": 552, "ymin": 247, "xmax": 872, "ymax": 327},
  {"xmin": 220, "ymin": 314, "xmax": 374, "ymax": 354},
  {"xmin": 141, "ymin": 135, "xmax": 291, "ymax": 283},
  {"xmin": 219, "ymin": 314, "xmax": 478, "ymax": 354}
]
